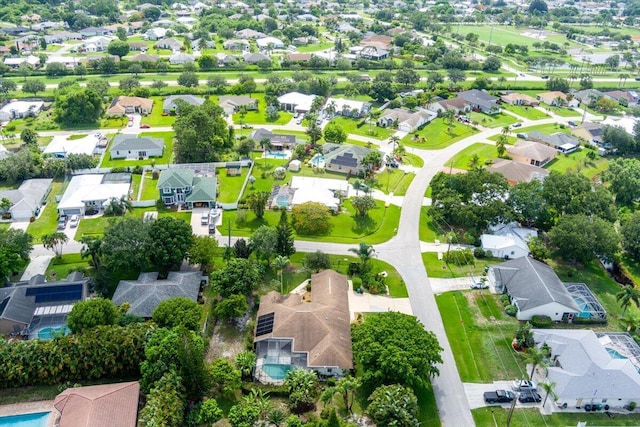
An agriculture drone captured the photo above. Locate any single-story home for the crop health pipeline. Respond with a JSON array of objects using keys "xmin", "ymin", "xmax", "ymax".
[
  {"xmin": 532, "ymin": 329, "xmax": 640, "ymax": 409},
  {"xmin": 256, "ymin": 36, "xmax": 285, "ymax": 50},
  {"xmin": 0, "ymin": 100, "xmax": 44, "ymax": 121},
  {"xmin": 290, "ymin": 176, "xmax": 349, "ymax": 212},
  {"xmin": 223, "ymin": 39, "xmax": 250, "ymax": 51},
  {"xmin": 145, "ymin": 28, "xmax": 167, "ymax": 41},
  {"xmin": 356, "ymin": 45, "xmax": 389, "ymax": 60},
  {"xmin": 83, "ymin": 36, "xmax": 112, "ymax": 52},
  {"xmin": 572, "ymin": 122, "xmax": 604, "ymax": 146},
  {"xmin": 254, "ymin": 269, "xmax": 353, "ymax": 384},
  {"xmin": 376, "ymin": 108, "xmax": 436, "ymax": 133},
  {"xmin": 323, "ymin": 143, "xmax": 374, "ymax": 176},
  {"xmin": 0, "ymin": 178, "xmax": 52, "ymax": 221},
  {"xmin": 573, "ymin": 89, "xmax": 608, "ymax": 106},
  {"xmin": 110, "ymin": 135, "xmax": 164, "ymax": 160},
  {"xmin": 163, "ymin": 95, "xmax": 205, "ymax": 114},
  {"xmin": 155, "ymin": 37, "xmax": 183, "ymax": 51},
  {"xmin": 500, "ymin": 92, "xmax": 540, "ymax": 106},
  {"xmin": 278, "ymin": 92, "xmax": 317, "ymax": 114},
  {"xmin": 487, "ymin": 257, "xmax": 580, "ymax": 321},
  {"xmin": 57, "ymin": 173, "xmax": 131, "ymax": 216},
  {"xmin": 507, "ymin": 140, "xmax": 557, "ymax": 167},
  {"xmin": 537, "ymin": 91, "xmax": 579, "ymax": 108},
  {"xmin": 3, "ymin": 55, "xmax": 40, "ymax": 68},
  {"xmin": 324, "ymin": 97, "xmax": 371, "ymax": 118},
  {"xmin": 43, "ymin": 134, "xmax": 100, "ymax": 158},
  {"xmin": 457, "ymin": 89, "xmax": 500, "ymax": 114},
  {"xmin": 480, "ymin": 222, "xmax": 538, "ymax": 259},
  {"xmin": 129, "ymin": 53, "xmax": 158, "ymax": 63},
  {"xmin": 53, "ymin": 381, "xmax": 140, "ymax": 427},
  {"xmin": 219, "ymin": 95, "xmax": 258, "ymax": 115},
  {"xmin": 527, "ymin": 131, "xmax": 580, "ymax": 154},
  {"xmin": 487, "ymin": 159, "xmax": 549, "ymax": 184},
  {"xmin": 243, "ymin": 52, "xmax": 270, "ymax": 64},
  {"xmin": 169, "ymin": 52, "xmax": 195, "ymax": 65},
  {"xmin": 107, "ymin": 96, "xmax": 153, "ymax": 117},
  {"xmin": 0, "ymin": 272, "xmax": 89, "ymax": 335},
  {"xmin": 282, "ymin": 53, "xmax": 312, "ymax": 63},
  {"xmin": 428, "ymin": 97, "xmax": 471, "ymax": 115},
  {"xmin": 156, "ymin": 168, "xmax": 217, "ymax": 208},
  {"xmin": 112, "ymin": 271, "xmax": 205, "ymax": 318},
  {"xmin": 235, "ymin": 29, "xmax": 266, "ymax": 39},
  {"xmin": 250, "ymin": 128, "xmax": 298, "ymax": 150}
]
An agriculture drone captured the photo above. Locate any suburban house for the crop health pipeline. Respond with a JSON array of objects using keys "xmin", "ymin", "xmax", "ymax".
[
  {"xmin": 377, "ymin": 108, "xmax": 436, "ymax": 133},
  {"xmin": 527, "ymin": 131, "xmax": 580, "ymax": 154},
  {"xmin": 0, "ymin": 178, "xmax": 52, "ymax": 221},
  {"xmin": 156, "ymin": 168, "xmax": 217, "ymax": 208},
  {"xmin": 278, "ymin": 92, "xmax": 318, "ymax": 114},
  {"xmin": 572, "ymin": 122, "xmax": 605, "ymax": 146},
  {"xmin": 356, "ymin": 45, "xmax": 389, "ymax": 60},
  {"xmin": 243, "ymin": 52, "xmax": 270, "ymax": 64},
  {"xmin": 3, "ymin": 55, "xmax": 40, "ymax": 68},
  {"xmin": 169, "ymin": 53, "xmax": 195, "ymax": 65},
  {"xmin": 219, "ymin": 95, "xmax": 258, "ymax": 115},
  {"xmin": 457, "ymin": 89, "xmax": 500, "ymax": 114},
  {"xmin": 532, "ymin": 329, "xmax": 640, "ymax": 409},
  {"xmin": 256, "ymin": 36, "xmax": 285, "ymax": 50},
  {"xmin": 57, "ymin": 173, "xmax": 132, "ymax": 216},
  {"xmin": 573, "ymin": 89, "xmax": 608, "ymax": 106},
  {"xmin": 112, "ymin": 271, "xmax": 205, "ymax": 318},
  {"xmin": 78, "ymin": 26, "xmax": 110, "ymax": 37},
  {"xmin": 82, "ymin": 36, "xmax": 112, "ymax": 52},
  {"xmin": 500, "ymin": 92, "xmax": 540, "ymax": 106},
  {"xmin": 282, "ymin": 53, "xmax": 312, "ymax": 64},
  {"xmin": 429, "ymin": 97, "xmax": 471, "ymax": 115},
  {"xmin": 537, "ymin": 91, "xmax": 579, "ymax": 108},
  {"xmin": 323, "ymin": 144, "xmax": 374, "ymax": 176},
  {"xmin": 109, "ymin": 135, "xmax": 164, "ymax": 160},
  {"xmin": 0, "ymin": 272, "xmax": 90, "ymax": 335},
  {"xmin": 487, "ymin": 257, "xmax": 581, "ymax": 322},
  {"xmin": 129, "ymin": 53, "xmax": 159, "ymax": 63},
  {"xmin": 163, "ymin": 95, "xmax": 205, "ymax": 114},
  {"xmin": 254, "ymin": 269, "xmax": 353, "ymax": 384},
  {"xmin": 508, "ymin": 140, "xmax": 557, "ymax": 167},
  {"xmin": 155, "ymin": 37, "xmax": 183, "ymax": 51},
  {"xmin": 144, "ymin": 28, "xmax": 167, "ymax": 40},
  {"xmin": 43, "ymin": 134, "xmax": 102, "ymax": 158},
  {"xmin": 290, "ymin": 177, "xmax": 349, "ymax": 212},
  {"xmin": 235, "ymin": 29, "xmax": 266, "ymax": 39},
  {"xmin": 603, "ymin": 90, "xmax": 638, "ymax": 107},
  {"xmin": 107, "ymin": 96, "xmax": 153, "ymax": 117},
  {"xmin": 223, "ymin": 39, "xmax": 250, "ymax": 51},
  {"xmin": 53, "ymin": 382, "xmax": 140, "ymax": 427},
  {"xmin": 250, "ymin": 128, "xmax": 298, "ymax": 151},
  {"xmin": 324, "ymin": 97, "xmax": 371, "ymax": 118},
  {"xmin": 0, "ymin": 100, "xmax": 44, "ymax": 121},
  {"xmin": 488, "ymin": 159, "xmax": 549, "ymax": 184},
  {"xmin": 480, "ymin": 222, "xmax": 537, "ymax": 259}
]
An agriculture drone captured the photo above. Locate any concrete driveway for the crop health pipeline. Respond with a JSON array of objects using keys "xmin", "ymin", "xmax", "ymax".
[
  {"xmin": 9, "ymin": 221, "xmax": 29, "ymax": 231},
  {"xmin": 464, "ymin": 381, "xmax": 542, "ymax": 410},
  {"xmin": 191, "ymin": 208, "xmax": 210, "ymax": 236},
  {"xmin": 347, "ymin": 283, "xmax": 413, "ymax": 320}
]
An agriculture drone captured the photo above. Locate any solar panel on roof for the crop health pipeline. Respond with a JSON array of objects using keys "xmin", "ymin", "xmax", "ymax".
[
  {"xmin": 26, "ymin": 284, "xmax": 83, "ymax": 304},
  {"xmin": 256, "ymin": 312, "xmax": 275, "ymax": 336}
]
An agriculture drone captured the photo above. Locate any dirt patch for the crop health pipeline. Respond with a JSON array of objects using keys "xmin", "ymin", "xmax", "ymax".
[{"xmin": 206, "ymin": 322, "xmax": 248, "ymax": 363}]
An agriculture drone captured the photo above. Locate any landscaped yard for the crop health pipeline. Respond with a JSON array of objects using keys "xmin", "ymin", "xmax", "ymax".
[
  {"xmin": 487, "ymin": 134, "xmax": 517, "ymax": 144},
  {"xmin": 217, "ymin": 166, "xmax": 250, "ymax": 203},
  {"xmin": 232, "ymin": 93, "xmax": 293, "ymax": 125},
  {"xmin": 518, "ymin": 122, "xmax": 571, "ymax": 135},
  {"xmin": 401, "ymin": 152, "xmax": 424, "ymax": 167},
  {"xmin": 100, "ymin": 131, "xmax": 175, "ymax": 168},
  {"xmin": 473, "ymin": 407, "xmax": 640, "ymax": 426},
  {"xmin": 422, "ymin": 252, "xmax": 501, "ymax": 279},
  {"xmin": 329, "ymin": 116, "xmax": 395, "ymax": 140},
  {"xmin": 140, "ymin": 97, "xmax": 177, "ymax": 126},
  {"xmin": 445, "ymin": 142, "xmax": 497, "ymax": 171},
  {"xmin": 218, "ymin": 199, "xmax": 400, "ymax": 244},
  {"xmin": 45, "ymin": 253, "xmax": 92, "ymax": 281},
  {"xmin": 419, "ymin": 207, "xmax": 446, "ymax": 242},
  {"xmin": 75, "ymin": 207, "xmax": 191, "ymax": 239},
  {"xmin": 140, "ymin": 173, "xmax": 160, "ymax": 201},
  {"xmin": 402, "ymin": 118, "xmax": 479, "ymax": 149},
  {"xmin": 546, "ymin": 106, "xmax": 582, "ymax": 117},
  {"xmin": 501, "ymin": 103, "xmax": 549, "ymax": 120},
  {"xmin": 468, "ymin": 112, "xmax": 518, "ymax": 128},
  {"xmin": 26, "ymin": 180, "xmax": 64, "ymax": 243},
  {"xmin": 544, "ymin": 146, "xmax": 608, "ymax": 179}
]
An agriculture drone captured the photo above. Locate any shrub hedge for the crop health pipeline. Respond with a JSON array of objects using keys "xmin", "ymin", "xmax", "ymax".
[{"xmin": 531, "ymin": 315, "xmax": 552, "ymax": 328}]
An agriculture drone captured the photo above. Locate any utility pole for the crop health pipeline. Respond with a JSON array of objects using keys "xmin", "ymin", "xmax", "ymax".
[
  {"xmin": 227, "ymin": 218, "xmax": 231, "ymax": 248},
  {"xmin": 506, "ymin": 390, "xmax": 518, "ymax": 426}
]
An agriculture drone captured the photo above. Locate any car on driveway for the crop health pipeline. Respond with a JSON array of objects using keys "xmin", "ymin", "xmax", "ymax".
[
  {"xmin": 471, "ymin": 280, "xmax": 489, "ymax": 289},
  {"xmin": 201, "ymin": 211, "xmax": 209, "ymax": 225},
  {"xmin": 484, "ymin": 390, "xmax": 515, "ymax": 404},
  {"xmin": 140, "ymin": 124, "xmax": 150, "ymax": 129},
  {"xmin": 69, "ymin": 215, "xmax": 79, "ymax": 228},
  {"xmin": 511, "ymin": 122, "xmax": 522, "ymax": 128},
  {"xmin": 518, "ymin": 391, "xmax": 542, "ymax": 403},
  {"xmin": 512, "ymin": 379, "xmax": 537, "ymax": 391},
  {"xmin": 57, "ymin": 215, "xmax": 68, "ymax": 230}
]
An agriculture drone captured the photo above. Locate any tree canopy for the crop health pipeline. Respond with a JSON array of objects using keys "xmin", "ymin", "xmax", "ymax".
[
  {"xmin": 67, "ymin": 298, "xmax": 118, "ymax": 333},
  {"xmin": 173, "ymin": 101, "xmax": 233, "ymax": 163},
  {"xmin": 210, "ymin": 258, "xmax": 260, "ymax": 297},
  {"xmin": 54, "ymin": 85, "xmax": 104, "ymax": 126},
  {"xmin": 152, "ymin": 297, "xmax": 202, "ymax": 331},
  {"xmin": 0, "ymin": 228, "xmax": 32, "ymax": 284}
]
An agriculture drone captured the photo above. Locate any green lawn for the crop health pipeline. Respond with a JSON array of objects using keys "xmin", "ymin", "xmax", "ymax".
[
  {"xmin": 140, "ymin": 174, "xmax": 160, "ymax": 201},
  {"xmin": 501, "ymin": 103, "xmax": 549, "ymax": 120},
  {"xmin": 373, "ymin": 169, "xmax": 415, "ymax": 196},
  {"xmin": 329, "ymin": 116, "xmax": 395, "ymax": 140},
  {"xmin": 232, "ymin": 93, "xmax": 292, "ymax": 125},
  {"xmin": 402, "ymin": 118, "xmax": 479, "ymax": 149},
  {"xmin": 473, "ymin": 407, "xmax": 640, "ymax": 427},
  {"xmin": 446, "ymin": 142, "xmax": 497, "ymax": 171},
  {"xmin": 219, "ymin": 199, "xmax": 400, "ymax": 244},
  {"xmin": 436, "ymin": 291, "xmax": 525, "ymax": 383},
  {"xmin": 546, "ymin": 106, "xmax": 582, "ymax": 117},
  {"xmin": 296, "ymin": 42, "xmax": 334, "ymax": 52},
  {"xmin": 75, "ymin": 207, "xmax": 191, "ymax": 239},
  {"xmin": 544, "ymin": 147, "xmax": 609, "ymax": 179},
  {"xmin": 401, "ymin": 152, "xmax": 424, "ymax": 167},
  {"xmin": 419, "ymin": 207, "xmax": 446, "ymax": 242},
  {"xmin": 518, "ymin": 122, "xmax": 571, "ymax": 135},
  {"xmin": 468, "ymin": 112, "xmax": 518, "ymax": 128},
  {"xmin": 369, "ymin": 258, "xmax": 408, "ymax": 298},
  {"xmin": 217, "ymin": 166, "xmax": 250, "ymax": 203},
  {"xmin": 140, "ymin": 97, "xmax": 177, "ymax": 126},
  {"xmin": 487, "ymin": 134, "xmax": 517, "ymax": 144},
  {"xmin": 100, "ymin": 131, "xmax": 175, "ymax": 168},
  {"xmin": 26, "ymin": 180, "xmax": 64, "ymax": 243},
  {"xmin": 67, "ymin": 133, "xmax": 88, "ymax": 140},
  {"xmin": 423, "ymin": 252, "xmax": 501, "ymax": 279},
  {"xmin": 45, "ymin": 253, "xmax": 92, "ymax": 281},
  {"xmin": 130, "ymin": 174, "xmax": 142, "ymax": 200}
]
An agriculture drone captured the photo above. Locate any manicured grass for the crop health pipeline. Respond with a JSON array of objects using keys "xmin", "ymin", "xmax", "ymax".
[
  {"xmin": 26, "ymin": 180, "xmax": 64, "ymax": 243},
  {"xmin": 140, "ymin": 97, "xmax": 177, "ymax": 126},
  {"xmin": 390, "ymin": 171, "xmax": 414, "ymax": 196},
  {"xmin": 329, "ymin": 116, "xmax": 395, "ymax": 140},
  {"xmin": 546, "ymin": 106, "xmax": 582, "ymax": 117},
  {"xmin": 518, "ymin": 122, "xmax": 571, "ymax": 135},
  {"xmin": 217, "ymin": 166, "xmax": 249, "ymax": 203},
  {"xmin": 468, "ymin": 111, "xmax": 518, "ymax": 128},
  {"xmin": 501, "ymin": 103, "xmax": 549, "ymax": 120},
  {"xmin": 296, "ymin": 42, "xmax": 334, "ymax": 52},
  {"xmin": 472, "ymin": 407, "xmax": 640, "ymax": 427},
  {"xmin": 76, "ymin": 207, "xmax": 191, "ymax": 239},
  {"xmin": 67, "ymin": 133, "xmax": 88, "ymax": 140},
  {"xmin": 487, "ymin": 134, "xmax": 517, "ymax": 144},
  {"xmin": 423, "ymin": 252, "xmax": 501, "ymax": 279},
  {"xmin": 100, "ymin": 131, "xmax": 175, "ymax": 168},
  {"xmin": 220, "ymin": 199, "xmax": 400, "ymax": 244},
  {"xmin": 140, "ymin": 174, "xmax": 160, "ymax": 201},
  {"xmin": 374, "ymin": 169, "xmax": 415, "ymax": 195},
  {"xmin": 419, "ymin": 207, "xmax": 446, "ymax": 242},
  {"xmin": 446, "ymin": 142, "xmax": 497, "ymax": 171},
  {"xmin": 369, "ymin": 258, "xmax": 408, "ymax": 298},
  {"xmin": 246, "ymin": 156, "xmax": 291, "ymax": 195},
  {"xmin": 232, "ymin": 93, "xmax": 292, "ymax": 125},
  {"xmin": 130, "ymin": 174, "xmax": 142, "ymax": 200},
  {"xmin": 436, "ymin": 291, "xmax": 525, "ymax": 383},
  {"xmin": 402, "ymin": 118, "xmax": 479, "ymax": 149},
  {"xmin": 401, "ymin": 152, "xmax": 424, "ymax": 167},
  {"xmin": 46, "ymin": 253, "xmax": 91, "ymax": 281},
  {"xmin": 545, "ymin": 147, "xmax": 609, "ymax": 179}
]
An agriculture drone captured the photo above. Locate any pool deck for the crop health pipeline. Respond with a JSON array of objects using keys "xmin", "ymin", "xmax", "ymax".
[{"xmin": 0, "ymin": 400, "xmax": 57, "ymax": 427}]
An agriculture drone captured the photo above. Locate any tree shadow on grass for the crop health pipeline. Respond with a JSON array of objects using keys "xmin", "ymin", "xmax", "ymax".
[{"xmin": 351, "ymin": 214, "xmax": 377, "ymax": 235}]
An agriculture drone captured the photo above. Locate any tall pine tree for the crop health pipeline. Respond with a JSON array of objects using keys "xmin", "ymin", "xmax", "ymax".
[{"xmin": 275, "ymin": 210, "xmax": 296, "ymax": 257}]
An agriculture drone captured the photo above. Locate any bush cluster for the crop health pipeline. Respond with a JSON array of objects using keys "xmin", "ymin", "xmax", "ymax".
[{"xmin": 531, "ymin": 315, "xmax": 552, "ymax": 328}]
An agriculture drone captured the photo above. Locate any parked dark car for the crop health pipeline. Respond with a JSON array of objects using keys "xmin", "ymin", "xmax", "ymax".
[
  {"xmin": 484, "ymin": 390, "xmax": 515, "ymax": 404},
  {"xmin": 541, "ymin": 75, "xmax": 549, "ymax": 79},
  {"xmin": 57, "ymin": 215, "xmax": 68, "ymax": 230},
  {"xmin": 518, "ymin": 391, "xmax": 542, "ymax": 403}
]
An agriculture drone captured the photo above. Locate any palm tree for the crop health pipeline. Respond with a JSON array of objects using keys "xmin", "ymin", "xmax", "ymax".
[
  {"xmin": 616, "ymin": 285, "xmax": 640, "ymax": 316},
  {"xmin": 273, "ymin": 255, "xmax": 289, "ymax": 293},
  {"xmin": 243, "ymin": 388, "xmax": 271, "ymax": 418},
  {"xmin": 468, "ymin": 154, "xmax": 481, "ymax": 169},
  {"xmin": 540, "ymin": 381, "xmax": 557, "ymax": 407},
  {"xmin": 349, "ymin": 242, "xmax": 376, "ymax": 267},
  {"xmin": 496, "ymin": 134, "xmax": 508, "ymax": 158},
  {"xmin": 501, "ymin": 125, "xmax": 511, "ymax": 136},
  {"xmin": 620, "ymin": 310, "xmax": 640, "ymax": 332},
  {"xmin": 389, "ymin": 135, "xmax": 400, "ymax": 154},
  {"xmin": 235, "ymin": 350, "xmax": 257, "ymax": 380},
  {"xmin": 267, "ymin": 409, "xmax": 286, "ymax": 427},
  {"xmin": 367, "ymin": 109, "xmax": 381, "ymax": 135},
  {"xmin": 619, "ymin": 73, "xmax": 630, "ymax": 88},
  {"xmin": 524, "ymin": 346, "xmax": 548, "ymax": 381},
  {"xmin": 80, "ymin": 235, "xmax": 103, "ymax": 268},
  {"xmin": 442, "ymin": 109, "xmax": 456, "ymax": 133},
  {"xmin": 259, "ymin": 137, "xmax": 273, "ymax": 168},
  {"xmin": 104, "ymin": 195, "xmax": 133, "ymax": 216},
  {"xmin": 42, "ymin": 232, "xmax": 69, "ymax": 257}
]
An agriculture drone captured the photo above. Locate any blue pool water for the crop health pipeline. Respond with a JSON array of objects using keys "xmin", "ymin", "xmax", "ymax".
[
  {"xmin": 573, "ymin": 296, "xmax": 591, "ymax": 318},
  {"xmin": 267, "ymin": 152, "xmax": 287, "ymax": 159},
  {"xmin": 311, "ymin": 155, "xmax": 325, "ymax": 166},
  {"xmin": 38, "ymin": 325, "xmax": 70, "ymax": 339},
  {"xmin": 276, "ymin": 194, "xmax": 289, "ymax": 207},
  {"xmin": 0, "ymin": 412, "xmax": 50, "ymax": 427},
  {"xmin": 262, "ymin": 364, "xmax": 293, "ymax": 380},
  {"xmin": 607, "ymin": 347, "xmax": 627, "ymax": 359}
]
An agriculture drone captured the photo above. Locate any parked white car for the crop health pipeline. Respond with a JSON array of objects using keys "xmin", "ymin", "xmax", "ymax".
[
  {"xmin": 512, "ymin": 379, "xmax": 537, "ymax": 391},
  {"xmin": 69, "ymin": 215, "xmax": 79, "ymax": 228}
]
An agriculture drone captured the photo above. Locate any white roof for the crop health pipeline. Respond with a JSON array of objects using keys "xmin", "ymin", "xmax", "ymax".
[
  {"xmin": 482, "ymin": 223, "xmax": 537, "ymax": 253},
  {"xmin": 34, "ymin": 304, "xmax": 74, "ymax": 316},
  {"xmin": 601, "ymin": 116, "xmax": 637, "ymax": 135},
  {"xmin": 277, "ymin": 92, "xmax": 317, "ymax": 112},
  {"xmin": 0, "ymin": 100, "xmax": 44, "ymax": 115},
  {"xmin": 256, "ymin": 36, "xmax": 285, "ymax": 48},
  {"xmin": 45, "ymin": 56, "xmax": 80, "ymax": 65},
  {"xmin": 291, "ymin": 176, "xmax": 348, "ymax": 210},
  {"xmin": 4, "ymin": 55, "xmax": 39, "ymax": 66},
  {"xmin": 58, "ymin": 174, "xmax": 130, "ymax": 211},
  {"xmin": 44, "ymin": 134, "xmax": 99, "ymax": 157},
  {"xmin": 147, "ymin": 28, "xmax": 168, "ymax": 37}
]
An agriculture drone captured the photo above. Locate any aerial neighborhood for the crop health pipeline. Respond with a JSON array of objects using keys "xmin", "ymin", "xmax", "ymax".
[{"xmin": 2, "ymin": 0, "xmax": 640, "ymax": 426}]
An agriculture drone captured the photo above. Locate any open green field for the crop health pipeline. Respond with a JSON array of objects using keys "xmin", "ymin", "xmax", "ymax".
[
  {"xmin": 403, "ymin": 118, "xmax": 479, "ymax": 149},
  {"xmin": 422, "ymin": 252, "xmax": 500, "ymax": 279},
  {"xmin": 329, "ymin": 116, "xmax": 395, "ymax": 140},
  {"xmin": 100, "ymin": 131, "xmax": 175, "ymax": 168},
  {"xmin": 296, "ymin": 42, "xmax": 334, "ymax": 52},
  {"xmin": 446, "ymin": 142, "xmax": 497, "ymax": 171},
  {"xmin": 454, "ymin": 24, "xmax": 583, "ymax": 50},
  {"xmin": 26, "ymin": 180, "xmax": 64, "ymax": 242},
  {"xmin": 468, "ymin": 111, "xmax": 518, "ymax": 128},
  {"xmin": 140, "ymin": 97, "xmax": 176, "ymax": 126},
  {"xmin": 473, "ymin": 407, "xmax": 640, "ymax": 427},
  {"xmin": 545, "ymin": 147, "xmax": 609, "ymax": 179},
  {"xmin": 219, "ymin": 199, "xmax": 400, "ymax": 244},
  {"xmin": 501, "ymin": 103, "xmax": 549, "ymax": 120}
]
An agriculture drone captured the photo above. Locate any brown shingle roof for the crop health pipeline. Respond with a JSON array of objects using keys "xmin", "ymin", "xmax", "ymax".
[
  {"xmin": 255, "ymin": 270, "xmax": 353, "ymax": 369},
  {"xmin": 54, "ymin": 381, "xmax": 140, "ymax": 427},
  {"xmin": 488, "ymin": 158, "xmax": 549, "ymax": 184},
  {"xmin": 508, "ymin": 140, "xmax": 557, "ymax": 163}
]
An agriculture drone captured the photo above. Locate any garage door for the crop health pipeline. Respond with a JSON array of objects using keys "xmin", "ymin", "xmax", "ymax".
[{"xmin": 61, "ymin": 209, "xmax": 82, "ymax": 216}]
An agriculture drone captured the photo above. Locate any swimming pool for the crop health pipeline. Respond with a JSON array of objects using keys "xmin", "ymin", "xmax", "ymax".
[
  {"xmin": 262, "ymin": 364, "xmax": 293, "ymax": 381},
  {"xmin": 37, "ymin": 325, "xmax": 70, "ymax": 340},
  {"xmin": 573, "ymin": 296, "xmax": 591, "ymax": 318},
  {"xmin": 311, "ymin": 155, "xmax": 325, "ymax": 167},
  {"xmin": 0, "ymin": 412, "xmax": 50, "ymax": 427},
  {"xmin": 607, "ymin": 347, "xmax": 627, "ymax": 359},
  {"xmin": 276, "ymin": 194, "xmax": 289, "ymax": 207},
  {"xmin": 266, "ymin": 151, "xmax": 289, "ymax": 159}
]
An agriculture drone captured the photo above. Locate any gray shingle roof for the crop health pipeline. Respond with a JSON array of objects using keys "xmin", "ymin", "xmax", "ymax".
[
  {"xmin": 323, "ymin": 144, "xmax": 372, "ymax": 169},
  {"xmin": 528, "ymin": 131, "xmax": 579, "ymax": 150},
  {"xmin": 163, "ymin": 95, "xmax": 204, "ymax": 112},
  {"xmin": 110, "ymin": 135, "xmax": 164, "ymax": 153},
  {"xmin": 156, "ymin": 169, "xmax": 194, "ymax": 189}
]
